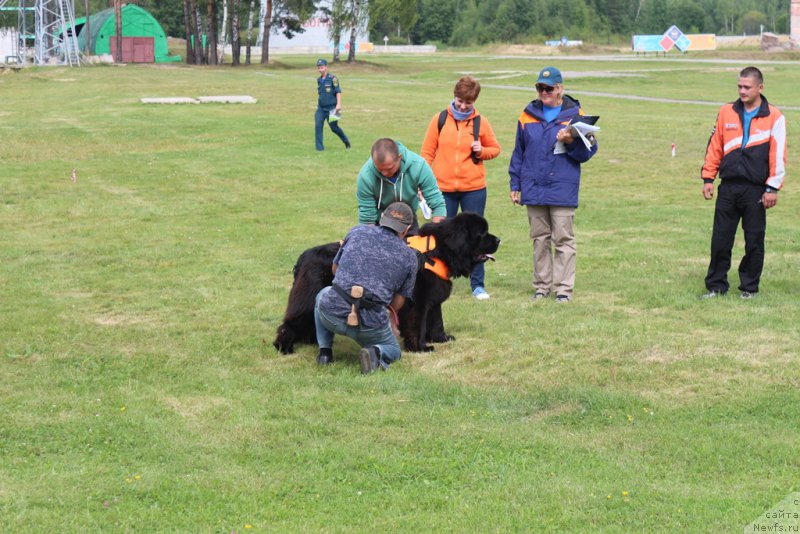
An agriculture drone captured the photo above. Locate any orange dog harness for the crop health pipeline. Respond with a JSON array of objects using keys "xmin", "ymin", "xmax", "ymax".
[{"xmin": 405, "ymin": 235, "xmax": 450, "ymax": 280}]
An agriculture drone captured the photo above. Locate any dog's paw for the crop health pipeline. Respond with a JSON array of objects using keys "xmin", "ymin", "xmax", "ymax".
[
  {"xmin": 404, "ymin": 342, "xmax": 434, "ymax": 353},
  {"xmin": 273, "ymin": 341, "xmax": 295, "ymax": 355}
]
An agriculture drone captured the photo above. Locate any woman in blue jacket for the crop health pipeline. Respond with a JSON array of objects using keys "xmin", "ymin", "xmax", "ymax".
[{"xmin": 509, "ymin": 67, "xmax": 598, "ymax": 303}]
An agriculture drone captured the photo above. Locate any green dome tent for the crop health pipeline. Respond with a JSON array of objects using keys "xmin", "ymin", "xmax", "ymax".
[{"xmin": 75, "ymin": 5, "xmax": 180, "ymax": 63}]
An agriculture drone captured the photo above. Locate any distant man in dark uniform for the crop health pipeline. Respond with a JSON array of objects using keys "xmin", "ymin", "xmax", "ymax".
[
  {"xmin": 315, "ymin": 58, "xmax": 351, "ymax": 152},
  {"xmin": 314, "ymin": 202, "xmax": 419, "ymax": 374}
]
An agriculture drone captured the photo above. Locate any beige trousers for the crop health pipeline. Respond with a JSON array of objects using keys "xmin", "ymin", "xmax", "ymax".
[{"xmin": 526, "ymin": 205, "xmax": 576, "ymax": 297}]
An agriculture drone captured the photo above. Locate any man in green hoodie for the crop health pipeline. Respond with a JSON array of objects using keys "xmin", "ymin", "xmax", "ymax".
[{"xmin": 356, "ymin": 138, "xmax": 447, "ymax": 234}]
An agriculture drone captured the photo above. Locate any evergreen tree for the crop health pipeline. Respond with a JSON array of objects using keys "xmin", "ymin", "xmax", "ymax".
[
  {"xmin": 448, "ymin": 0, "xmax": 481, "ymax": 46},
  {"xmin": 411, "ymin": 0, "xmax": 456, "ymax": 44}
]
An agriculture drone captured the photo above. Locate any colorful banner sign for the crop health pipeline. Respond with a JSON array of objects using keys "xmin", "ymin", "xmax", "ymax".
[{"xmin": 632, "ymin": 27, "xmax": 716, "ymax": 52}]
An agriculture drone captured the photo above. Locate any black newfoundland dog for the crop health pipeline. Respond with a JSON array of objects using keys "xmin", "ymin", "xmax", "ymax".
[{"xmin": 273, "ymin": 212, "xmax": 500, "ymax": 354}]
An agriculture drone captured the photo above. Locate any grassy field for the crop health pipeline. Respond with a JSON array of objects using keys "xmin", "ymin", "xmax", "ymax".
[{"xmin": 1, "ymin": 52, "xmax": 799, "ymax": 532}]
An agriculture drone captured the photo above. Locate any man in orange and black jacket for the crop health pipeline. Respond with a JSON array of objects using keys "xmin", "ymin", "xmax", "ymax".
[{"xmin": 700, "ymin": 66, "xmax": 786, "ymax": 300}]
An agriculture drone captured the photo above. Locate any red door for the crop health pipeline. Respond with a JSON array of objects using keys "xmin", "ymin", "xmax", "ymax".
[{"xmin": 110, "ymin": 36, "xmax": 154, "ymax": 63}]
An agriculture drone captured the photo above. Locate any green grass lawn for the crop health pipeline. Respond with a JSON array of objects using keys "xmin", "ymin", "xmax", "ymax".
[{"xmin": 1, "ymin": 52, "xmax": 799, "ymax": 532}]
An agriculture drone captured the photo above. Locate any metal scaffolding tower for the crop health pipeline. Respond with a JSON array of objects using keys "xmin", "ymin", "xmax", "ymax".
[{"xmin": 0, "ymin": 0, "xmax": 80, "ymax": 65}]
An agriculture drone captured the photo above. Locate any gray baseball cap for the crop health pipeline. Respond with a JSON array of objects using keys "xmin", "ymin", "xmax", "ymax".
[{"xmin": 379, "ymin": 202, "xmax": 414, "ymax": 233}]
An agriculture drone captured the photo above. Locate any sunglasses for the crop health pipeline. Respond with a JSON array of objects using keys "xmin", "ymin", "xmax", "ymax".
[{"xmin": 535, "ymin": 84, "xmax": 556, "ymax": 93}]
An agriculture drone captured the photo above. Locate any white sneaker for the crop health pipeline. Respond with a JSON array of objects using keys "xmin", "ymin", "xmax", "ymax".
[{"xmin": 472, "ymin": 287, "xmax": 490, "ymax": 300}]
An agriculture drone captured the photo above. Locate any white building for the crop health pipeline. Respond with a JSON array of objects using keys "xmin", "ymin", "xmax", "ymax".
[
  {"xmin": 257, "ymin": 0, "xmax": 370, "ymax": 52},
  {"xmin": 1, "ymin": 27, "xmax": 20, "ymax": 63}
]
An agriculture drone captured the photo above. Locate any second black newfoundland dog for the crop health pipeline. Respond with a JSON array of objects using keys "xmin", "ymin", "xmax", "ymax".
[{"xmin": 273, "ymin": 212, "xmax": 500, "ymax": 354}]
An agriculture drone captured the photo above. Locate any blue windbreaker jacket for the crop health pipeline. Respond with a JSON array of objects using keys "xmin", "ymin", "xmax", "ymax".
[{"xmin": 508, "ymin": 95, "xmax": 597, "ymax": 207}]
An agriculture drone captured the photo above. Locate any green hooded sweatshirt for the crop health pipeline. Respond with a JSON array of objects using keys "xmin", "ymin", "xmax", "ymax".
[{"xmin": 356, "ymin": 142, "xmax": 446, "ymax": 225}]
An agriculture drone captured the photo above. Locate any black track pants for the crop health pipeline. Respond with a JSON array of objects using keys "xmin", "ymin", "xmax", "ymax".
[{"xmin": 705, "ymin": 182, "xmax": 767, "ymax": 294}]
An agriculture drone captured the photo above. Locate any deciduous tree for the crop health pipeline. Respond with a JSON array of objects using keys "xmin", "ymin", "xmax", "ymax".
[
  {"xmin": 232, "ymin": 0, "xmax": 241, "ymax": 64},
  {"xmin": 207, "ymin": 0, "xmax": 218, "ymax": 64},
  {"xmin": 369, "ymin": 0, "xmax": 417, "ymax": 43},
  {"xmin": 345, "ymin": 0, "xmax": 367, "ymax": 62},
  {"xmin": 322, "ymin": 0, "xmax": 345, "ymax": 62},
  {"xmin": 246, "ymin": 0, "xmax": 256, "ymax": 63},
  {"xmin": 260, "ymin": 0, "xmax": 318, "ymax": 64}
]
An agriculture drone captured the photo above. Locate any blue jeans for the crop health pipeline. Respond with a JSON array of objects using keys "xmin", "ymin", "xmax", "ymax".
[
  {"xmin": 443, "ymin": 188, "xmax": 487, "ymax": 290},
  {"xmin": 314, "ymin": 107, "xmax": 349, "ymax": 151},
  {"xmin": 314, "ymin": 287, "xmax": 401, "ymax": 368}
]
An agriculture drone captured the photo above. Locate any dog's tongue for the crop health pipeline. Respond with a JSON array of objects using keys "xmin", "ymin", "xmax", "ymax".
[{"xmin": 480, "ymin": 254, "xmax": 496, "ymax": 262}]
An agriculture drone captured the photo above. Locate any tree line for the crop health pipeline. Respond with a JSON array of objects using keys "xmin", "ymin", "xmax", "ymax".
[
  {"xmin": 133, "ymin": 0, "xmax": 368, "ymax": 64},
  {"xmin": 374, "ymin": 0, "xmax": 792, "ymax": 47},
  {"xmin": 36, "ymin": 0, "xmax": 789, "ymax": 65}
]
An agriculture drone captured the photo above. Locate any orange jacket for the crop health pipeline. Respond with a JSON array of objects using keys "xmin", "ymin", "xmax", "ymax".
[
  {"xmin": 701, "ymin": 96, "xmax": 786, "ymax": 190},
  {"xmin": 420, "ymin": 107, "xmax": 501, "ymax": 193}
]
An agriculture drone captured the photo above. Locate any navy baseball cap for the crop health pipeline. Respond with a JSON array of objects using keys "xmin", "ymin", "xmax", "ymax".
[
  {"xmin": 536, "ymin": 66, "xmax": 562, "ymax": 86},
  {"xmin": 316, "ymin": 58, "xmax": 328, "ymax": 66}
]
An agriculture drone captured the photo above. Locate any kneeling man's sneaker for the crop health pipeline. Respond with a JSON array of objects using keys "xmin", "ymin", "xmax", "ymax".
[
  {"xmin": 317, "ymin": 348, "xmax": 333, "ymax": 365},
  {"xmin": 359, "ymin": 346, "xmax": 382, "ymax": 374}
]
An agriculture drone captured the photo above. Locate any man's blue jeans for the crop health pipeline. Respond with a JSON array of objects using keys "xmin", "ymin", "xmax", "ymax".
[
  {"xmin": 315, "ymin": 107, "xmax": 349, "ymax": 151},
  {"xmin": 314, "ymin": 287, "xmax": 401, "ymax": 368},
  {"xmin": 443, "ymin": 188, "xmax": 487, "ymax": 290}
]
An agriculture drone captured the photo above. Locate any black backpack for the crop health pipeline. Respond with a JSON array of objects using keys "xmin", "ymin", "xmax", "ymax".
[{"xmin": 437, "ymin": 110, "xmax": 481, "ymax": 164}]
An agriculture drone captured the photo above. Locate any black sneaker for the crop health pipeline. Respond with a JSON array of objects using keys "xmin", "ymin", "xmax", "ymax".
[
  {"xmin": 359, "ymin": 346, "xmax": 381, "ymax": 374},
  {"xmin": 700, "ymin": 290, "xmax": 726, "ymax": 300},
  {"xmin": 317, "ymin": 348, "xmax": 333, "ymax": 365},
  {"xmin": 740, "ymin": 291, "xmax": 755, "ymax": 299},
  {"xmin": 345, "ymin": 142, "xmax": 351, "ymax": 150}
]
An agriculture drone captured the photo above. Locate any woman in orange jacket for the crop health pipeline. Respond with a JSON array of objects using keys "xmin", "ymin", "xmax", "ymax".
[{"xmin": 420, "ymin": 76, "xmax": 501, "ymax": 300}]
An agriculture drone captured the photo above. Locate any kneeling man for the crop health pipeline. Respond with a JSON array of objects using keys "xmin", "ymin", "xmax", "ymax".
[{"xmin": 314, "ymin": 202, "xmax": 419, "ymax": 374}]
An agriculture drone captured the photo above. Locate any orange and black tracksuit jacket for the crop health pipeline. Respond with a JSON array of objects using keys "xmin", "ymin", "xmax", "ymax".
[{"xmin": 701, "ymin": 95, "xmax": 786, "ymax": 190}]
